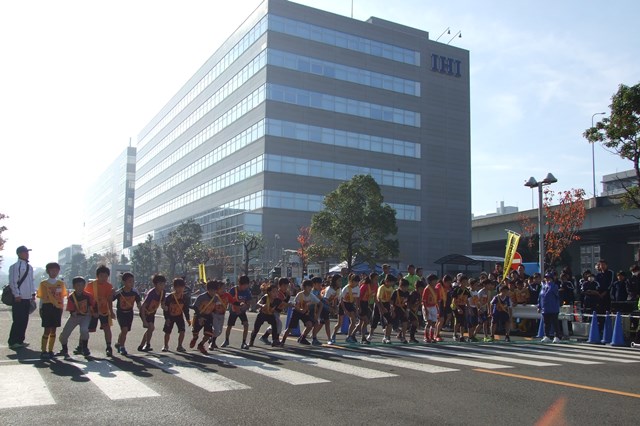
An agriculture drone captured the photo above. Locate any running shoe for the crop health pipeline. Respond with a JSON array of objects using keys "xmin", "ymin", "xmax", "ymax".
[
  {"xmin": 176, "ymin": 346, "xmax": 186, "ymax": 353},
  {"xmin": 241, "ymin": 342, "xmax": 250, "ymax": 350},
  {"xmin": 105, "ymin": 346, "xmax": 113, "ymax": 357},
  {"xmin": 297, "ymin": 337, "xmax": 311, "ymax": 345},
  {"xmin": 504, "ymin": 336, "xmax": 511, "ymax": 342},
  {"xmin": 189, "ymin": 338, "xmax": 197, "ymax": 349},
  {"xmin": 552, "ymin": 337, "xmax": 561, "ymax": 344},
  {"xmin": 260, "ymin": 336, "xmax": 271, "ymax": 345},
  {"xmin": 541, "ymin": 336, "xmax": 552, "ymax": 343},
  {"xmin": 120, "ymin": 347, "xmax": 129, "ymax": 356},
  {"xmin": 197, "ymin": 343, "xmax": 209, "ymax": 355},
  {"xmin": 221, "ymin": 339, "xmax": 230, "ymax": 348},
  {"xmin": 312, "ymin": 338, "xmax": 322, "ymax": 346}
]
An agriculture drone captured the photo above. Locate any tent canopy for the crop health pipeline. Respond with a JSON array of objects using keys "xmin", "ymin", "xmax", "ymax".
[{"xmin": 433, "ymin": 254, "xmax": 503, "ymax": 275}]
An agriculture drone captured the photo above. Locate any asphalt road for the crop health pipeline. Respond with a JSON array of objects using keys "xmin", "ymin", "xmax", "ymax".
[{"xmin": 1, "ymin": 305, "xmax": 639, "ymax": 426}]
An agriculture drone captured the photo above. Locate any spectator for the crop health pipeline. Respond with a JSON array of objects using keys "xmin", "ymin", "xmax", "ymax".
[
  {"xmin": 558, "ymin": 272, "xmax": 575, "ymax": 306},
  {"xmin": 610, "ymin": 271, "xmax": 629, "ymax": 302},
  {"xmin": 538, "ymin": 272, "xmax": 562, "ymax": 343},
  {"xmin": 596, "ymin": 259, "xmax": 615, "ymax": 314},
  {"xmin": 627, "ymin": 265, "xmax": 640, "ymax": 301},
  {"xmin": 7, "ymin": 245, "xmax": 36, "ymax": 349},
  {"xmin": 580, "ymin": 270, "xmax": 600, "ymax": 315}
]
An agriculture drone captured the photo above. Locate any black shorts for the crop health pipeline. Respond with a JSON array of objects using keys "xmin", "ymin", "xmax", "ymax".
[
  {"xmin": 319, "ymin": 306, "xmax": 331, "ymax": 323},
  {"xmin": 227, "ymin": 311, "xmax": 249, "ymax": 326},
  {"xmin": 117, "ymin": 310, "xmax": 134, "ymax": 330},
  {"xmin": 454, "ymin": 308, "xmax": 466, "ymax": 327},
  {"xmin": 289, "ymin": 309, "xmax": 314, "ymax": 327},
  {"xmin": 467, "ymin": 307, "xmax": 479, "ymax": 326},
  {"xmin": 41, "ymin": 304, "xmax": 63, "ymax": 328},
  {"xmin": 359, "ymin": 302, "xmax": 371, "ymax": 318},
  {"xmin": 392, "ymin": 307, "xmax": 408, "ymax": 328},
  {"xmin": 163, "ymin": 315, "xmax": 186, "ymax": 333},
  {"xmin": 343, "ymin": 302, "xmax": 356, "ymax": 314},
  {"xmin": 192, "ymin": 315, "xmax": 213, "ymax": 336},
  {"xmin": 493, "ymin": 311, "xmax": 510, "ymax": 325},
  {"xmin": 408, "ymin": 310, "xmax": 419, "ymax": 324},
  {"xmin": 89, "ymin": 314, "xmax": 111, "ymax": 332}
]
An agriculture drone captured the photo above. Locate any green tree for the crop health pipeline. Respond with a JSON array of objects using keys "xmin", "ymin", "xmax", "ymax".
[
  {"xmin": 310, "ymin": 174, "xmax": 399, "ymax": 272},
  {"xmin": 0, "ymin": 213, "xmax": 7, "ymax": 268},
  {"xmin": 163, "ymin": 220, "xmax": 202, "ymax": 280},
  {"xmin": 65, "ymin": 252, "xmax": 86, "ymax": 281},
  {"xmin": 584, "ymin": 82, "xmax": 640, "ymax": 212},
  {"xmin": 236, "ymin": 231, "xmax": 263, "ymax": 276},
  {"xmin": 131, "ymin": 234, "xmax": 162, "ymax": 282},
  {"xmin": 85, "ymin": 253, "xmax": 105, "ymax": 278}
]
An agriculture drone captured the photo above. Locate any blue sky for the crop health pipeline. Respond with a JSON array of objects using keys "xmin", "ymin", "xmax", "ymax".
[{"xmin": 0, "ymin": 0, "xmax": 638, "ymax": 268}]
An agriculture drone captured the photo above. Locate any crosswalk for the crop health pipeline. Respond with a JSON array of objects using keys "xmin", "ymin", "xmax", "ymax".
[{"xmin": 2, "ymin": 342, "xmax": 639, "ymax": 407}]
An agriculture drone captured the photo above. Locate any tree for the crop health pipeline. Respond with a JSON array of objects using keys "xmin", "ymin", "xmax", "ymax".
[
  {"xmin": 65, "ymin": 252, "xmax": 87, "ymax": 281},
  {"xmin": 131, "ymin": 234, "xmax": 162, "ymax": 282},
  {"xmin": 0, "ymin": 213, "xmax": 7, "ymax": 268},
  {"xmin": 519, "ymin": 188, "xmax": 586, "ymax": 269},
  {"xmin": 310, "ymin": 174, "xmax": 399, "ymax": 272},
  {"xmin": 584, "ymin": 82, "xmax": 640, "ymax": 211},
  {"xmin": 162, "ymin": 220, "xmax": 202, "ymax": 280},
  {"xmin": 85, "ymin": 253, "xmax": 105, "ymax": 278},
  {"xmin": 236, "ymin": 231, "xmax": 263, "ymax": 276}
]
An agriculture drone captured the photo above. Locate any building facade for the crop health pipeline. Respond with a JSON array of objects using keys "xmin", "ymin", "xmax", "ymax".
[
  {"xmin": 132, "ymin": 0, "xmax": 471, "ymax": 274},
  {"xmin": 84, "ymin": 146, "xmax": 136, "ymax": 256}
]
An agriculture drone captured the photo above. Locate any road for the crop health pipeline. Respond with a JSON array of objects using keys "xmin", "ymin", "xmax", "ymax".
[{"xmin": 1, "ymin": 305, "xmax": 639, "ymax": 425}]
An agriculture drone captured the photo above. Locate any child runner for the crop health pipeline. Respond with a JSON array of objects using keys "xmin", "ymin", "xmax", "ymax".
[
  {"xmin": 357, "ymin": 276, "xmax": 374, "ymax": 344},
  {"xmin": 391, "ymin": 279, "xmax": 410, "ymax": 343},
  {"xmin": 476, "ymin": 279, "xmax": 491, "ymax": 342},
  {"xmin": 138, "ymin": 274, "xmax": 166, "ymax": 352},
  {"xmin": 407, "ymin": 279, "xmax": 423, "ymax": 343},
  {"xmin": 249, "ymin": 283, "xmax": 281, "ymax": 347},
  {"xmin": 310, "ymin": 276, "xmax": 328, "ymax": 345},
  {"xmin": 491, "ymin": 284, "xmax": 513, "ymax": 342},
  {"xmin": 260, "ymin": 277, "xmax": 290, "ymax": 345},
  {"xmin": 466, "ymin": 278, "xmax": 480, "ymax": 342},
  {"xmin": 190, "ymin": 280, "xmax": 218, "ymax": 354},
  {"xmin": 434, "ymin": 275, "xmax": 453, "ymax": 342},
  {"xmin": 422, "ymin": 274, "xmax": 439, "ymax": 343},
  {"xmin": 280, "ymin": 279, "xmax": 320, "ymax": 346},
  {"xmin": 322, "ymin": 275, "xmax": 341, "ymax": 345},
  {"xmin": 338, "ymin": 273, "xmax": 360, "ymax": 343},
  {"xmin": 451, "ymin": 275, "xmax": 471, "ymax": 342},
  {"xmin": 37, "ymin": 262, "xmax": 67, "ymax": 359},
  {"xmin": 85, "ymin": 265, "xmax": 115, "ymax": 356},
  {"xmin": 370, "ymin": 274, "xmax": 396, "ymax": 343},
  {"xmin": 221, "ymin": 275, "xmax": 252, "ymax": 350},
  {"xmin": 113, "ymin": 272, "xmax": 142, "ymax": 356},
  {"xmin": 162, "ymin": 278, "xmax": 191, "ymax": 352},
  {"xmin": 208, "ymin": 280, "xmax": 235, "ymax": 350},
  {"xmin": 57, "ymin": 276, "xmax": 96, "ymax": 358}
]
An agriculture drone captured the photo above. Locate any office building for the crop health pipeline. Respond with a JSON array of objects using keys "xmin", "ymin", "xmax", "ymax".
[{"xmin": 132, "ymin": 0, "xmax": 470, "ymax": 274}]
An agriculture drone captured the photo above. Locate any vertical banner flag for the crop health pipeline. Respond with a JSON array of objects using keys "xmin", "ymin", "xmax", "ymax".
[
  {"xmin": 198, "ymin": 264, "xmax": 207, "ymax": 282},
  {"xmin": 503, "ymin": 230, "xmax": 521, "ymax": 280}
]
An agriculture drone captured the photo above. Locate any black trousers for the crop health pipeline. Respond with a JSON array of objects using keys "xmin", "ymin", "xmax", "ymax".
[
  {"xmin": 543, "ymin": 313, "xmax": 562, "ymax": 338},
  {"xmin": 8, "ymin": 299, "xmax": 31, "ymax": 345}
]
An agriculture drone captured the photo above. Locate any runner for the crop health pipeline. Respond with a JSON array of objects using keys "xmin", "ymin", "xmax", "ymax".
[
  {"xmin": 113, "ymin": 272, "xmax": 142, "ymax": 356},
  {"xmin": 162, "ymin": 278, "xmax": 191, "ymax": 352}
]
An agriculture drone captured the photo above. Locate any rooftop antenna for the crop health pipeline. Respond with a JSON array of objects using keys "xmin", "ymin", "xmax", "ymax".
[
  {"xmin": 447, "ymin": 30, "xmax": 462, "ymax": 45},
  {"xmin": 435, "ymin": 27, "xmax": 450, "ymax": 42}
]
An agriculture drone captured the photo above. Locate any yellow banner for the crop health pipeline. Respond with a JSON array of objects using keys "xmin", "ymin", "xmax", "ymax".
[
  {"xmin": 198, "ymin": 264, "xmax": 207, "ymax": 282},
  {"xmin": 503, "ymin": 230, "xmax": 521, "ymax": 280}
]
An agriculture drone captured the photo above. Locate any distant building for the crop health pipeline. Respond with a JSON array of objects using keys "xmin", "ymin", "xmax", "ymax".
[
  {"xmin": 58, "ymin": 244, "xmax": 83, "ymax": 267},
  {"xmin": 602, "ymin": 169, "xmax": 637, "ymax": 197},
  {"xmin": 472, "ymin": 201, "xmax": 518, "ymax": 219},
  {"xmin": 131, "ymin": 0, "xmax": 471, "ymax": 274},
  {"xmin": 83, "ymin": 146, "xmax": 136, "ymax": 256}
]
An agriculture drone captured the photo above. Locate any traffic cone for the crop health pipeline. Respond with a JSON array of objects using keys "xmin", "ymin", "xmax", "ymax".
[
  {"xmin": 536, "ymin": 316, "xmax": 545, "ymax": 338},
  {"xmin": 610, "ymin": 312, "xmax": 625, "ymax": 347},
  {"xmin": 601, "ymin": 312, "xmax": 613, "ymax": 344},
  {"xmin": 285, "ymin": 306, "xmax": 300, "ymax": 337},
  {"xmin": 341, "ymin": 315, "xmax": 350, "ymax": 334},
  {"xmin": 587, "ymin": 311, "xmax": 601, "ymax": 344}
]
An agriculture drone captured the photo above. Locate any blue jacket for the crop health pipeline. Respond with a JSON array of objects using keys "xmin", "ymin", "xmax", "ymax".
[{"xmin": 538, "ymin": 281, "xmax": 560, "ymax": 314}]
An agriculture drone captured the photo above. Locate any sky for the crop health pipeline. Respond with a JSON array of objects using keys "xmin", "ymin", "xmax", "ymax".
[{"xmin": 1, "ymin": 0, "xmax": 638, "ymax": 269}]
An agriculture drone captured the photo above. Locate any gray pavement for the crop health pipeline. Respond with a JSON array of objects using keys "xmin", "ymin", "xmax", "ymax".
[{"xmin": 1, "ymin": 305, "xmax": 639, "ymax": 425}]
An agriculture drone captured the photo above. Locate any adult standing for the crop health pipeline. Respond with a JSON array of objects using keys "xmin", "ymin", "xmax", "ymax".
[
  {"xmin": 538, "ymin": 272, "xmax": 562, "ymax": 343},
  {"xmin": 595, "ymin": 259, "xmax": 615, "ymax": 314},
  {"xmin": 7, "ymin": 245, "xmax": 36, "ymax": 349}
]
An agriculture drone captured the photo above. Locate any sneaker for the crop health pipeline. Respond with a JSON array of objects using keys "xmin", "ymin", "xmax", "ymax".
[
  {"xmin": 161, "ymin": 347, "xmax": 169, "ymax": 352},
  {"xmin": 382, "ymin": 338, "xmax": 391, "ymax": 344},
  {"xmin": 143, "ymin": 345, "xmax": 153, "ymax": 352},
  {"xmin": 360, "ymin": 339, "xmax": 371, "ymax": 345},
  {"xmin": 176, "ymin": 346, "xmax": 186, "ymax": 353},
  {"xmin": 189, "ymin": 338, "xmax": 197, "ymax": 349},
  {"xmin": 114, "ymin": 343, "xmax": 121, "ymax": 353},
  {"xmin": 423, "ymin": 338, "xmax": 431, "ymax": 343},
  {"xmin": 453, "ymin": 336, "xmax": 460, "ymax": 342},
  {"xmin": 260, "ymin": 336, "xmax": 271, "ymax": 345},
  {"xmin": 504, "ymin": 336, "xmax": 511, "ymax": 342},
  {"xmin": 483, "ymin": 337, "xmax": 492, "ymax": 342},
  {"xmin": 138, "ymin": 344, "xmax": 145, "ymax": 352},
  {"xmin": 401, "ymin": 339, "xmax": 409, "ymax": 344},
  {"xmin": 221, "ymin": 339, "xmax": 229, "ymax": 348},
  {"xmin": 48, "ymin": 351, "xmax": 56, "ymax": 359},
  {"xmin": 312, "ymin": 338, "xmax": 322, "ymax": 346},
  {"xmin": 56, "ymin": 348, "xmax": 69, "ymax": 357},
  {"xmin": 120, "ymin": 347, "xmax": 128, "ymax": 356},
  {"xmin": 459, "ymin": 337, "xmax": 466, "ymax": 343},
  {"xmin": 271, "ymin": 340, "xmax": 281, "ymax": 347},
  {"xmin": 297, "ymin": 337, "xmax": 311, "ymax": 345},
  {"xmin": 326, "ymin": 340, "xmax": 334, "ymax": 345},
  {"xmin": 541, "ymin": 336, "xmax": 552, "ymax": 343},
  {"xmin": 435, "ymin": 336, "xmax": 444, "ymax": 342},
  {"xmin": 241, "ymin": 342, "xmax": 250, "ymax": 350},
  {"xmin": 552, "ymin": 337, "xmax": 561, "ymax": 344},
  {"xmin": 105, "ymin": 346, "xmax": 113, "ymax": 357},
  {"xmin": 82, "ymin": 348, "xmax": 91, "ymax": 357},
  {"xmin": 197, "ymin": 343, "xmax": 209, "ymax": 355},
  {"xmin": 469, "ymin": 336, "xmax": 479, "ymax": 342},
  {"xmin": 409, "ymin": 338, "xmax": 419, "ymax": 344},
  {"xmin": 330, "ymin": 333, "xmax": 336, "ymax": 342},
  {"xmin": 40, "ymin": 352, "xmax": 50, "ymax": 360}
]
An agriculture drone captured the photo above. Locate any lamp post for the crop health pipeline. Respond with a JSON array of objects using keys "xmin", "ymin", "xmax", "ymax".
[
  {"xmin": 591, "ymin": 112, "xmax": 606, "ymax": 198},
  {"xmin": 524, "ymin": 173, "xmax": 558, "ymax": 277}
]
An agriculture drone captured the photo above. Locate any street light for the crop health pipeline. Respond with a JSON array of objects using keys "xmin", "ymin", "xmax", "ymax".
[
  {"xmin": 524, "ymin": 173, "xmax": 558, "ymax": 277},
  {"xmin": 591, "ymin": 112, "xmax": 606, "ymax": 198}
]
